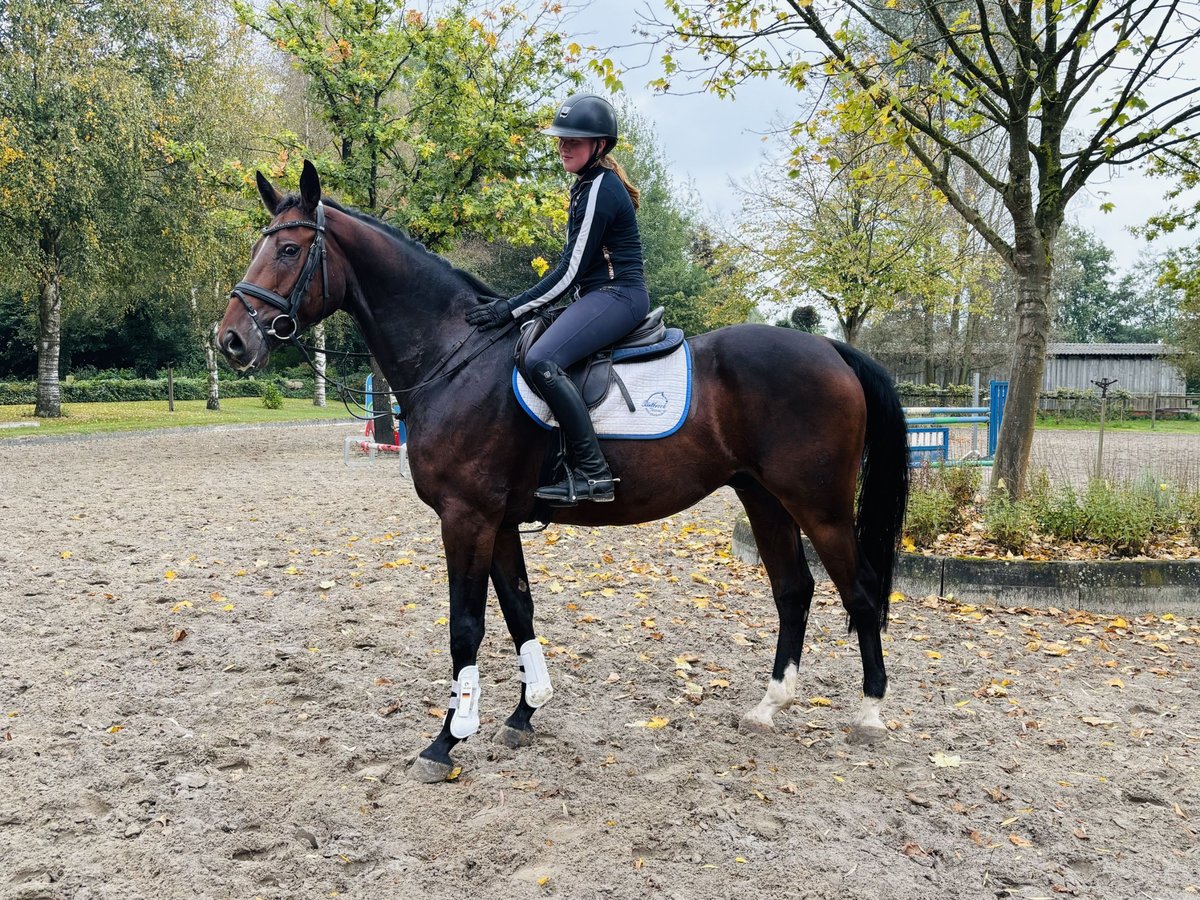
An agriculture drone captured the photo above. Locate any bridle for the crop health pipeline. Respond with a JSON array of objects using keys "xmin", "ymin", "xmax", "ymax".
[
  {"xmin": 226, "ymin": 198, "xmax": 516, "ymax": 419},
  {"xmin": 231, "ymin": 202, "xmax": 329, "ymax": 343}
]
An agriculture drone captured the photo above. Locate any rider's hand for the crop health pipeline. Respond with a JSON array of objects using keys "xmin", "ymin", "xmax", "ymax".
[{"xmin": 465, "ymin": 297, "xmax": 514, "ymax": 330}]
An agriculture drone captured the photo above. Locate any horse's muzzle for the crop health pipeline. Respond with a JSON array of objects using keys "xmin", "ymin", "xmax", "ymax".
[{"xmin": 220, "ymin": 328, "xmax": 262, "ymax": 372}]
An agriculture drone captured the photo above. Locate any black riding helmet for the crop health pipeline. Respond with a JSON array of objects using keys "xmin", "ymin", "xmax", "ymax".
[{"xmin": 543, "ymin": 93, "xmax": 618, "ymax": 157}]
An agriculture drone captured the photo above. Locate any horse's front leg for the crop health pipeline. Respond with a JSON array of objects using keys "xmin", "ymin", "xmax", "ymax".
[
  {"xmin": 410, "ymin": 509, "xmax": 497, "ymax": 783},
  {"xmin": 489, "ymin": 525, "xmax": 553, "ymax": 749}
]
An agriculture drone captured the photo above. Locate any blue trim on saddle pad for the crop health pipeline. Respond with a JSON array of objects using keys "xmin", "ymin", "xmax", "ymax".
[
  {"xmin": 512, "ymin": 340, "xmax": 692, "ymax": 440},
  {"xmin": 611, "ymin": 327, "xmax": 685, "ymax": 362}
]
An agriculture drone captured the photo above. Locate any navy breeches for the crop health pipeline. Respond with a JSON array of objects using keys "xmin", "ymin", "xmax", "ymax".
[{"xmin": 525, "ymin": 284, "xmax": 651, "ymax": 373}]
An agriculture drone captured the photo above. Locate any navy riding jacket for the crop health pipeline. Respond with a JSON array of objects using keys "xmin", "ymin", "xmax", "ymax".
[{"xmin": 506, "ymin": 162, "xmax": 645, "ymax": 317}]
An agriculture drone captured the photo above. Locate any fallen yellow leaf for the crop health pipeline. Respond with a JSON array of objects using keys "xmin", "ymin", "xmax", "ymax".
[
  {"xmin": 627, "ymin": 716, "xmax": 669, "ymax": 729},
  {"xmin": 809, "ymin": 696, "xmax": 832, "ymax": 707}
]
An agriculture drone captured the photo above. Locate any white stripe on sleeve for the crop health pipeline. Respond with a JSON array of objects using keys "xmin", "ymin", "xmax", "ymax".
[{"xmin": 510, "ymin": 173, "xmax": 605, "ymax": 316}]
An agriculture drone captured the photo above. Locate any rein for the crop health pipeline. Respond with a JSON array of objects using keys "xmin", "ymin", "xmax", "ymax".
[{"xmin": 389, "ymin": 315, "xmax": 517, "ymax": 413}]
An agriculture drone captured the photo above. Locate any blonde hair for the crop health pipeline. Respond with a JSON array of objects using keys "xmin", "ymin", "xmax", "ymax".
[{"xmin": 599, "ymin": 154, "xmax": 640, "ymax": 210}]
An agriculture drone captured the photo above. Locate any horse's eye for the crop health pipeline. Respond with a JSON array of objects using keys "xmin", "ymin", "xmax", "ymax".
[{"xmin": 281, "ymin": 244, "xmax": 300, "ymax": 257}]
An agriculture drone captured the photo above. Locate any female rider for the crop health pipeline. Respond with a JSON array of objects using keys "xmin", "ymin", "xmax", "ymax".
[{"xmin": 466, "ymin": 93, "xmax": 648, "ymax": 505}]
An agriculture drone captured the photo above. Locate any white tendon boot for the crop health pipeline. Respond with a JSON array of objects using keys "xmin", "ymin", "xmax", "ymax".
[
  {"xmin": 449, "ymin": 665, "xmax": 481, "ymax": 739},
  {"xmin": 518, "ymin": 639, "xmax": 553, "ymax": 708}
]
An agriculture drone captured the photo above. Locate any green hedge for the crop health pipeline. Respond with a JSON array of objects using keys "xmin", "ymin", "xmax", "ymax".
[
  {"xmin": 0, "ymin": 376, "xmax": 315, "ymax": 405},
  {"xmin": 895, "ymin": 382, "xmax": 975, "ymax": 404}
]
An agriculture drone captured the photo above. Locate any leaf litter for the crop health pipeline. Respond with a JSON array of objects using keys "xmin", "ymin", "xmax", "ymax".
[{"xmin": 0, "ymin": 426, "xmax": 1197, "ymax": 899}]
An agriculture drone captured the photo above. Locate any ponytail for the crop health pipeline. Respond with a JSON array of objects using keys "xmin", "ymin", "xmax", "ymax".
[{"xmin": 599, "ymin": 154, "xmax": 640, "ymax": 210}]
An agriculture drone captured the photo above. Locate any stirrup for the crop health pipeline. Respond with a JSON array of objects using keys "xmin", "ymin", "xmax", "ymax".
[{"xmin": 534, "ymin": 470, "xmax": 617, "ymax": 506}]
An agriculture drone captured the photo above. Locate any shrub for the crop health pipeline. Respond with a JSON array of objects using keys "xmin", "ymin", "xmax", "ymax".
[
  {"xmin": 1026, "ymin": 471, "xmax": 1085, "ymax": 541},
  {"xmin": 1179, "ymin": 490, "xmax": 1200, "ymax": 544},
  {"xmin": 261, "ymin": 382, "xmax": 284, "ymax": 410},
  {"xmin": 984, "ymin": 482, "xmax": 1036, "ymax": 553},
  {"xmin": 904, "ymin": 484, "xmax": 959, "ymax": 546},
  {"xmin": 1080, "ymin": 480, "xmax": 1156, "ymax": 556},
  {"xmin": 940, "ymin": 465, "xmax": 982, "ymax": 508},
  {"xmin": 0, "ymin": 375, "xmax": 314, "ymax": 405}
]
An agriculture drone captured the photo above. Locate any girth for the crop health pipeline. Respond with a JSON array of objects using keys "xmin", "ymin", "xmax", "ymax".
[{"xmin": 515, "ymin": 306, "xmax": 672, "ymax": 410}]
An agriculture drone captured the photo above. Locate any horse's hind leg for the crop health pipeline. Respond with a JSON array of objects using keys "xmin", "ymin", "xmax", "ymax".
[
  {"xmin": 802, "ymin": 517, "xmax": 889, "ymax": 744},
  {"xmin": 734, "ymin": 482, "xmax": 815, "ymax": 733},
  {"xmin": 489, "ymin": 526, "xmax": 552, "ymax": 749}
]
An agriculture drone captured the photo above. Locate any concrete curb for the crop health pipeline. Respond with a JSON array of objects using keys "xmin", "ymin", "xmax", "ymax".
[{"xmin": 731, "ymin": 514, "xmax": 1200, "ymax": 615}]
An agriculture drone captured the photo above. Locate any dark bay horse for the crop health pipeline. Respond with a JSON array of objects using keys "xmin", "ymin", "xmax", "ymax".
[{"xmin": 218, "ymin": 161, "xmax": 909, "ymax": 783}]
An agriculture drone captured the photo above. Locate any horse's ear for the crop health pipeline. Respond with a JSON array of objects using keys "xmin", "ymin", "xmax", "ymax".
[
  {"xmin": 299, "ymin": 160, "xmax": 322, "ymax": 212},
  {"xmin": 256, "ymin": 171, "xmax": 283, "ymax": 214}
]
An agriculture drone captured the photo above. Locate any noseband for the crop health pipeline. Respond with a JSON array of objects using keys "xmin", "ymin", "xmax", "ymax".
[{"xmin": 231, "ymin": 202, "xmax": 328, "ymax": 342}]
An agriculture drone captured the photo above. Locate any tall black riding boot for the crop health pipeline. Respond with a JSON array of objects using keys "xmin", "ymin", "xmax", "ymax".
[{"xmin": 530, "ymin": 361, "xmax": 616, "ymax": 505}]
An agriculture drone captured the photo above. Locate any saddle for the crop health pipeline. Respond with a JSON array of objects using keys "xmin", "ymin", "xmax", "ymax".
[{"xmin": 515, "ymin": 305, "xmax": 684, "ymax": 411}]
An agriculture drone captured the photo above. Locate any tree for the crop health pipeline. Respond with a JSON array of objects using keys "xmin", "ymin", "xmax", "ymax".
[
  {"xmin": 733, "ymin": 92, "xmax": 987, "ymax": 345},
  {"xmin": 235, "ymin": 0, "xmax": 579, "ymax": 249},
  {"xmin": 0, "ymin": 0, "xmax": 262, "ymax": 412},
  {"xmin": 0, "ymin": 1, "xmax": 160, "ymax": 414},
  {"xmin": 1052, "ymin": 225, "xmax": 1177, "ymax": 343},
  {"xmin": 617, "ymin": 108, "xmax": 725, "ymax": 334},
  {"xmin": 776, "ymin": 305, "xmax": 821, "ymax": 332},
  {"xmin": 1155, "ymin": 247, "xmax": 1200, "ymax": 387},
  {"xmin": 655, "ymin": 0, "xmax": 1200, "ymax": 495}
]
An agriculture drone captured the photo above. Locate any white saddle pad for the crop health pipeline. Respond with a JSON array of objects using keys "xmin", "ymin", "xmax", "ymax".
[{"xmin": 512, "ymin": 342, "xmax": 691, "ymax": 439}]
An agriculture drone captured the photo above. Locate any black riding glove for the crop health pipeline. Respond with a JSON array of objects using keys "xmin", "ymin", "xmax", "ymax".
[{"xmin": 465, "ymin": 296, "xmax": 514, "ymax": 330}]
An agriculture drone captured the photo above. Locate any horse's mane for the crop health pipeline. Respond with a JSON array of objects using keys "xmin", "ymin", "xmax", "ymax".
[{"xmin": 274, "ymin": 195, "xmax": 498, "ymax": 298}]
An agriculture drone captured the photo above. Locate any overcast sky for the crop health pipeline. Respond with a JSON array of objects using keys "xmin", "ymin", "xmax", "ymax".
[{"xmin": 565, "ymin": 3, "xmax": 1198, "ymax": 276}]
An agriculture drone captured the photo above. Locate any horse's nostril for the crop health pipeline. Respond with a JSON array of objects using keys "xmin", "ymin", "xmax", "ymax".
[{"xmin": 223, "ymin": 330, "xmax": 245, "ymax": 358}]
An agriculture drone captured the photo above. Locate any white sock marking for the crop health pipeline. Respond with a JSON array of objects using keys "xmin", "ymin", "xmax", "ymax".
[
  {"xmin": 853, "ymin": 695, "xmax": 886, "ymax": 731},
  {"xmin": 744, "ymin": 662, "xmax": 799, "ymax": 728}
]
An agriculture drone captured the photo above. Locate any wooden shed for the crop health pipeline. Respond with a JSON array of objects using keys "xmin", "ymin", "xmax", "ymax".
[{"xmin": 1042, "ymin": 343, "xmax": 1187, "ymax": 394}]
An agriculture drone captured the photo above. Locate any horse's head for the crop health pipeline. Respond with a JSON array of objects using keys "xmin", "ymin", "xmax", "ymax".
[{"xmin": 219, "ymin": 160, "xmax": 343, "ymax": 371}]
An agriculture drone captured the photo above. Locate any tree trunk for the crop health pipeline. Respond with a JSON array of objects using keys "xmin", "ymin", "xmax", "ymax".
[
  {"xmin": 948, "ymin": 290, "xmax": 963, "ymax": 384},
  {"xmin": 369, "ymin": 356, "xmax": 395, "ymax": 445},
  {"xmin": 206, "ymin": 321, "xmax": 221, "ymax": 410},
  {"xmin": 922, "ymin": 303, "xmax": 935, "ymax": 384},
  {"xmin": 992, "ymin": 260, "xmax": 1052, "ymax": 497},
  {"xmin": 312, "ymin": 321, "xmax": 327, "ymax": 407},
  {"xmin": 35, "ymin": 239, "xmax": 62, "ymax": 418}
]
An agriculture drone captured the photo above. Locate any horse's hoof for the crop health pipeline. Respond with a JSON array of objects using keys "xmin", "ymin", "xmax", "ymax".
[
  {"xmin": 494, "ymin": 724, "xmax": 535, "ymax": 749},
  {"xmin": 737, "ymin": 715, "xmax": 775, "ymax": 735},
  {"xmin": 409, "ymin": 755, "xmax": 456, "ymax": 783},
  {"xmin": 847, "ymin": 723, "xmax": 887, "ymax": 745}
]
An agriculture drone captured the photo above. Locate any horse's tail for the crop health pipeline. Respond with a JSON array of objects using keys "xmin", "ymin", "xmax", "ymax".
[{"xmin": 831, "ymin": 341, "xmax": 909, "ymax": 628}]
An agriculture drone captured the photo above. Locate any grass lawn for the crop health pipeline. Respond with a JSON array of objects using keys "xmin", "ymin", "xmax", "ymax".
[
  {"xmin": 0, "ymin": 397, "xmax": 354, "ymax": 439},
  {"xmin": 1035, "ymin": 416, "xmax": 1200, "ymax": 433}
]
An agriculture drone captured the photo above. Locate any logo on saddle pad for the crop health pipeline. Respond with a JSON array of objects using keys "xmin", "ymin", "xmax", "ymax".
[{"xmin": 643, "ymin": 392, "xmax": 669, "ymax": 416}]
